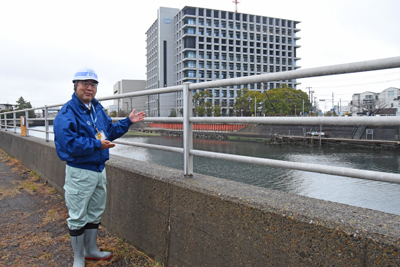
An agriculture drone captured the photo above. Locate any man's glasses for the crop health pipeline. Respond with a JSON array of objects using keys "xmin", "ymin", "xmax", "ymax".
[{"xmin": 81, "ymin": 81, "xmax": 98, "ymax": 89}]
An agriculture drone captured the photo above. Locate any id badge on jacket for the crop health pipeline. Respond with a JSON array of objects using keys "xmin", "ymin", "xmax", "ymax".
[{"xmin": 96, "ymin": 130, "xmax": 107, "ymax": 140}]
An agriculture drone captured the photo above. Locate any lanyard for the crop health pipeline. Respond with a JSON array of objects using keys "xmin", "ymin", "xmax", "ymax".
[{"xmin": 89, "ymin": 106, "xmax": 99, "ymax": 133}]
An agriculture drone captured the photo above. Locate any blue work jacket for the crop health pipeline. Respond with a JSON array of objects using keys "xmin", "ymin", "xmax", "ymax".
[{"xmin": 54, "ymin": 93, "xmax": 133, "ymax": 172}]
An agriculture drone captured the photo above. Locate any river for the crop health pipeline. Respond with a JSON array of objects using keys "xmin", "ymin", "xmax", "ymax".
[{"xmin": 20, "ymin": 127, "xmax": 400, "ymax": 215}]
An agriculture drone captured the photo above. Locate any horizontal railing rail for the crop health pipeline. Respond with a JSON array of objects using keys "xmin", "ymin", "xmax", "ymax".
[{"xmin": 1, "ymin": 56, "xmax": 400, "ymax": 184}]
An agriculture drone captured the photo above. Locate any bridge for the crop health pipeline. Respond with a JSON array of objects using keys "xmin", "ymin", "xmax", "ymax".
[{"xmin": 1, "ymin": 57, "xmax": 400, "ymax": 266}]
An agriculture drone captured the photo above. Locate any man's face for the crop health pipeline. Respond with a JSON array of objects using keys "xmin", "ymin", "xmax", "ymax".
[{"xmin": 75, "ymin": 80, "xmax": 97, "ymax": 104}]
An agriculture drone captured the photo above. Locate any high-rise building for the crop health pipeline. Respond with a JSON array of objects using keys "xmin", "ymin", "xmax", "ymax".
[{"xmin": 146, "ymin": 6, "xmax": 301, "ymax": 117}]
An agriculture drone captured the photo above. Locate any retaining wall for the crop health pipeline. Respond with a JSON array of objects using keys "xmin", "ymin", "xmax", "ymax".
[{"xmin": 1, "ymin": 130, "xmax": 399, "ymax": 266}]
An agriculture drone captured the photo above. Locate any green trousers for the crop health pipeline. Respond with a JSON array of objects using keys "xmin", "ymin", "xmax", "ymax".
[{"xmin": 64, "ymin": 165, "xmax": 107, "ymax": 230}]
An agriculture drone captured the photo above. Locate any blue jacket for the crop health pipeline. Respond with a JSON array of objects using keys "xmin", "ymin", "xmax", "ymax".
[{"xmin": 54, "ymin": 93, "xmax": 133, "ymax": 172}]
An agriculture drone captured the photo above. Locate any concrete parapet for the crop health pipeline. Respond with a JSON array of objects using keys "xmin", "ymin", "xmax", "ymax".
[{"xmin": 0, "ymin": 130, "xmax": 399, "ymax": 266}]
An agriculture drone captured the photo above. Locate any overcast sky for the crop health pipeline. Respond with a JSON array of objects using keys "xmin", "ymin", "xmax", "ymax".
[{"xmin": 1, "ymin": 0, "xmax": 399, "ymax": 112}]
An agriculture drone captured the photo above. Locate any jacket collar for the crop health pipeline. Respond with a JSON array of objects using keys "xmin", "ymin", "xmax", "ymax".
[{"xmin": 71, "ymin": 93, "xmax": 101, "ymax": 111}]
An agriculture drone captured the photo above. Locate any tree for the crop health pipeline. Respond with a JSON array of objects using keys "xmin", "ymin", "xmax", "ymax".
[
  {"xmin": 351, "ymin": 98, "xmax": 388, "ymax": 116},
  {"xmin": 233, "ymin": 88, "xmax": 255, "ymax": 116},
  {"xmin": 234, "ymin": 85, "xmax": 309, "ymax": 116},
  {"xmin": 15, "ymin": 97, "xmax": 35, "ymax": 118},
  {"xmin": 169, "ymin": 109, "xmax": 177, "ymax": 117},
  {"xmin": 264, "ymin": 84, "xmax": 309, "ymax": 116},
  {"xmin": 193, "ymin": 90, "xmax": 212, "ymax": 117},
  {"xmin": 212, "ymin": 105, "xmax": 221, "ymax": 117}
]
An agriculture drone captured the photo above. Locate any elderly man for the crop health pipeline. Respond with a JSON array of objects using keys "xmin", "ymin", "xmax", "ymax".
[{"xmin": 54, "ymin": 67, "xmax": 145, "ymax": 266}]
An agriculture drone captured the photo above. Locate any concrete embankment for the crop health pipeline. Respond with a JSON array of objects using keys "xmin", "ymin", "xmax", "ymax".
[
  {"xmin": 143, "ymin": 123, "xmax": 400, "ymax": 149},
  {"xmin": 1, "ymin": 130, "xmax": 400, "ymax": 266}
]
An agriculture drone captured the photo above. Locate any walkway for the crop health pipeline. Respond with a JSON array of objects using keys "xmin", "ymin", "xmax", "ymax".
[{"xmin": 0, "ymin": 149, "xmax": 162, "ymax": 267}]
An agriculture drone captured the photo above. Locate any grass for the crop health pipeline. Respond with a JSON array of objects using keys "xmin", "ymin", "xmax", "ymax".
[
  {"xmin": 126, "ymin": 131, "xmax": 161, "ymax": 137},
  {"xmin": 228, "ymin": 136, "xmax": 267, "ymax": 142},
  {"xmin": 0, "ymin": 148, "xmax": 164, "ymax": 267}
]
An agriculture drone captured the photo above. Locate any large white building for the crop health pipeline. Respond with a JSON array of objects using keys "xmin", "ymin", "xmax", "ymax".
[{"xmin": 146, "ymin": 6, "xmax": 301, "ymax": 117}]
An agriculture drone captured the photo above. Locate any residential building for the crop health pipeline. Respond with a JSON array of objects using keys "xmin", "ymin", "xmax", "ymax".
[
  {"xmin": 113, "ymin": 80, "xmax": 147, "ymax": 116},
  {"xmin": 146, "ymin": 6, "xmax": 301, "ymax": 117},
  {"xmin": 350, "ymin": 87, "xmax": 400, "ymax": 115},
  {"xmin": 0, "ymin": 103, "xmax": 13, "ymax": 111}
]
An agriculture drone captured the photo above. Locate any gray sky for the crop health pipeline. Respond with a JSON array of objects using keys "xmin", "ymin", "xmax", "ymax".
[{"xmin": 1, "ymin": 0, "xmax": 399, "ymax": 112}]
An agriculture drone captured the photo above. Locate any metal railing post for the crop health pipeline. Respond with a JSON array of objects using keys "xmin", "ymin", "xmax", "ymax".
[
  {"xmin": 13, "ymin": 111, "xmax": 16, "ymax": 133},
  {"xmin": 183, "ymin": 82, "xmax": 193, "ymax": 176},
  {"xmin": 25, "ymin": 110, "xmax": 29, "ymax": 137},
  {"xmin": 44, "ymin": 106, "xmax": 49, "ymax": 141}
]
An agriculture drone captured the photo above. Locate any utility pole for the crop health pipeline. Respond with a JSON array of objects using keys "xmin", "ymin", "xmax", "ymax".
[
  {"xmin": 263, "ymin": 83, "xmax": 266, "ymax": 116},
  {"xmin": 254, "ymin": 97, "xmax": 256, "ymax": 117}
]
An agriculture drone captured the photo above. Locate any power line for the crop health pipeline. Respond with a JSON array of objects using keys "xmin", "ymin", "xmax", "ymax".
[{"xmin": 302, "ymin": 78, "xmax": 400, "ymax": 89}]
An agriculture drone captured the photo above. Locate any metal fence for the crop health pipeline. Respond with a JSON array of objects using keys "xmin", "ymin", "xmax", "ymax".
[{"xmin": 1, "ymin": 56, "xmax": 400, "ymax": 184}]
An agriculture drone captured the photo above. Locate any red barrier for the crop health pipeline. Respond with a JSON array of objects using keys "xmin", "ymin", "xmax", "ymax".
[{"xmin": 147, "ymin": 123, "xmax": 248, "ymax": 132}]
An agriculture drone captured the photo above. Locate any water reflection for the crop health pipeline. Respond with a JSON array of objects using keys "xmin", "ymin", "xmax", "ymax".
[{"xmin": 113, "ymin": 136, "xmax": 400, "ymax": 215}]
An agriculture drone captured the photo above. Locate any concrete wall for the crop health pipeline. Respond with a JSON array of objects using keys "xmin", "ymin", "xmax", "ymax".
[
  {"xmin": 240, "ymin": 124, "xmax": 400, "ymax": 140},
  {"xmin": 1, "ymin": 130, "xmax": 400, "ymax": 266}
]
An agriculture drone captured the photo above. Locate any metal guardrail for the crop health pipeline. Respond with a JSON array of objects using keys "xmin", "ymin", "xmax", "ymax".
[{"xmin": 1, "ymin": 56, "xmax": 400, "ymax": 184}]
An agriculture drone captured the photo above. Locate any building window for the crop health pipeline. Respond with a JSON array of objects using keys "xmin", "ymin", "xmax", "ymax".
[
  {"xmin": 184, "ymin": 18, "xmax": 196, "ymax": 25},
  {"xmin": 184, "ymin": 51, "xmax": 196, "ymax": 59},
  {"xmin": 184, "ymin": 27, "xmax": 196, "ymax": 34},
  {"xmin": 184, "ymin": 70, "xmax": 196, "ymax": 78},
  {"xmin": 184, "ymin": 60, "xmax": 196, "ymax": 68},
  {"xmin": 388, "ymin": 91, "xmax": 395, "ymax": 97}
]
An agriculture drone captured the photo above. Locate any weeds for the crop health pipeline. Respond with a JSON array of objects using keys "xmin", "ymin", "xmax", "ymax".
[{"xmin": 0, "ymin": 148, "xmax": 164, "ymax": 267}]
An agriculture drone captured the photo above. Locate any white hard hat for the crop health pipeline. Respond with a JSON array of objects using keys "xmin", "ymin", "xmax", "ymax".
[{"xmin": 72, "ymin": 67, "xmax": 99, "ymax": 83}]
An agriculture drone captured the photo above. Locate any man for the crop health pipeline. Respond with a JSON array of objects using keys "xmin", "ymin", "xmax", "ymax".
[{"xmin": 53, "ymin": 67, "xmax": 145, "ymax": 267}]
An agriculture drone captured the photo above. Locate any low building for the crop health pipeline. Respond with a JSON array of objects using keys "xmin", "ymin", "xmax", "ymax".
[
  {"xmin": 0, "ymin": 103, "xmax": 14, "ymax": 111},
  {"xmin": 350, "ymin": 87, "xmax": 400, "ymax": 116},
  {"xmin": 113, "ymin": 80, "xmax": 147, "ymax": 116}
]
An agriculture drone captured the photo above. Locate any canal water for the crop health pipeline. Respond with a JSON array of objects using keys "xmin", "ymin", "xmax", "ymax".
[
  {"xmin": 112, "ymin": 135, "xmax": 400, "ymax": 216},
  {"xmin": 20, "ymin": 127, "xmax": 400, "ymax": 215}
]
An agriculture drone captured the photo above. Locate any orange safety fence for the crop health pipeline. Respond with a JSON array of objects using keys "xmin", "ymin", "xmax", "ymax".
[{"xmin": 147, "ymin": 123, "xmax": 248, "ymax": 132}]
